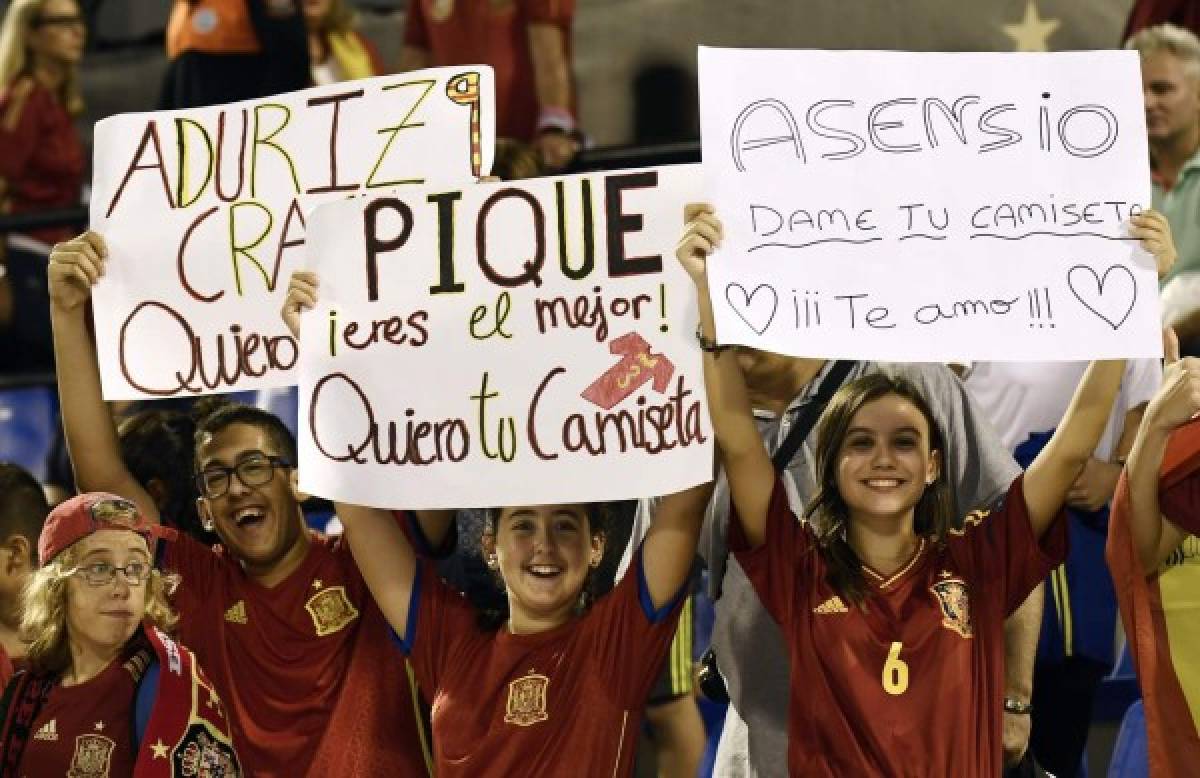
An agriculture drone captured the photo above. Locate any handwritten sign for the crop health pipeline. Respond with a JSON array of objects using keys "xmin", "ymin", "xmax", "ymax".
[
  {"xmin": 90, "ymin": 67, "xmax": 495, "ymax": 400},
  {"xmin": 698, "ymin": 48, "xmax": 1160, "ymax": 360},
  {"xmin": 296, "ymin": 165, "xmax": 712, "ymax": 509}
]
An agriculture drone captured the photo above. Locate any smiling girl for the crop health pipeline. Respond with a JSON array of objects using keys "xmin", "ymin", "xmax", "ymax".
[{"xmin": 677, "ymin": 203, "xmax": 1127, "ymax": 777}]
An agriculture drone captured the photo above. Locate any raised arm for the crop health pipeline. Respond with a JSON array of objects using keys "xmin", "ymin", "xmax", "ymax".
[
  {"xmin": 1124, "ymin": 358, "xmax": 1200, "ymax": 573},
  {"xmin": 1022, "ymin": 360, "xmax": 1125, "ymax": 538},
  {"xmin": 676, "ymin": 204, "xmax": 775, "ymax": 547},
  {"xmin": 48, "ymin": 232, "xmax": 160, "ymax": 523},
  {"xmin": 641, "ymin": 481, "xmax": 715, "ymax": 609},
  {"xmin": 336, "ymin": 503, "xmax": 420, "ymax": 639}
]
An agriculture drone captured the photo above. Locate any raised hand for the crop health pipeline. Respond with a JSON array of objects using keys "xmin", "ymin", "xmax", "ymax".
[
  {"xmin": 281, "ymin": 271, "xmax": 319, "ymax": 340},
  {"xmin": 48, "ymin": 231, "xmax": 107, "ymax": 312},
  {"xmin": 675, "ymin": 203, "xmax": 723, "ymax": 286},
  {"xmin": 1145, "ymin": 357, "xmax": 1200, "ymax": 434},
  {"xmin": 1129, "ymin": 209, "xmax": 1178, "ymax": 279}
]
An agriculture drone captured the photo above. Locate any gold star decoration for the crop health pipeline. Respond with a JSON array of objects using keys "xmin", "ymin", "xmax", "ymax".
[
  {"xmin": 151, "ymin": 739, "xmax": 169, "ymax": 759},
  {"xmin": 1002, "ymin": 0, "xmax": 1060, "ymax": 52},
  {"xmin": 312, "ymin": 579, "xmax": 323, "ymax": 590},
  {"xmin": 94, "ymin": 721, "xmax": 105, "ymax": 731}
]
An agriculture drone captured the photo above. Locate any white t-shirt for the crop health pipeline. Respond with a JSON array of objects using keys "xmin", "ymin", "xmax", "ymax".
[{"xmin": 962, "ymin": 360, "xmax": 1161, "ymax": 461}]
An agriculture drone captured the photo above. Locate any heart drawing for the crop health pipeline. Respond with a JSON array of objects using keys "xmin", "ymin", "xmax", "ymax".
[
  {"xmin": 1067, "ymin": 264, "xmax": 1137, "ymax": 331},
  {"xmin": 725, "ymin": 283, "xmax": 778, "ymax": 335}
]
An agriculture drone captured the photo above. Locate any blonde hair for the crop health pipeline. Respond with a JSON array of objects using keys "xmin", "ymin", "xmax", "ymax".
[
  {"xmin": 1126, "ymin": 23, "xmax": 1200, "ymax": 82},
  {"xmin": 19, "ymin": 542, "xmax": 179, "ymax": 677},
  {"xmin": 0, "ymin": 0, "xmax": 85, "ymax": 115}
]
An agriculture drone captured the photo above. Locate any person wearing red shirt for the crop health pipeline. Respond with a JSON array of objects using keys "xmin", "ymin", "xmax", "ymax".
[
  {"xmin": 47, "ymin": 232, "xmax": 435, "ymax": 777},
  {"xmin": 0, "ymin": 463, "xmax": 50, "ymax": 690},
  {"xmin": 1108, "ymin": 354, "xmax": 1200, "ymax": 775},
  {"xmin": 281, "ymin": 270, "xmax": 712, "ymax": 777},
  {"xmin": 0, "ymin": 492, "xmax": 239, "ymax": 777},
  {"xmin": 399, "ymin": 0, "xmax": 579, "ymax": 171},
  {"xmin": 0, "ymin": 0, "xmax": 87, "ymax": 373},
  {"xmin": 677, "ymin": 204, "xmax": 1127, "ymax": 776}
]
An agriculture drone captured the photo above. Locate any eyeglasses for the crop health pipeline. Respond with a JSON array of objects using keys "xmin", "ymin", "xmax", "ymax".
[
  {"xmin": 33, "ymin": 14, "xmax": 86, "ymax": 29},
  {"xmin": 194, "ymin": 455, "xmax": 291, "ymax": 499},
  {"xmin": 72, "ymin": 561, "xmax": 150, "ymax": 586}
]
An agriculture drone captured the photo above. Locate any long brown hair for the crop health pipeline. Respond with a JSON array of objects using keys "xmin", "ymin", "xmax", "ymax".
[{"xmin": 805, "ymin": 373, "xmax": 955, "ymax": 607}]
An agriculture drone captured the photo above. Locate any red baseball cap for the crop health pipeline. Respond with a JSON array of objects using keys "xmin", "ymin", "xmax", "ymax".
[{"xmin": 38, "ymin": 492, "xmax": 158, "ymax": 566}]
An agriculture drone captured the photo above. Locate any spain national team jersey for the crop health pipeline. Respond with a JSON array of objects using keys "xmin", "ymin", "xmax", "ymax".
[
  {"xmin": 19, "ymin": 657, "xmax": 136, "ymax": 778},
  {"xmin": 729, "ymin": 475, "xmax": 1066, "ymax": 777},
  {"xmin": 162, "ymin": 530, "xmax": 432, "ymax": 778},
  {"xmin": 1107, "ymin": 419, "xmax": 1200, "ymax": 776},
  {"xmin": 397, "ymin": 549, "xmax": 684, "ymax": 777}
]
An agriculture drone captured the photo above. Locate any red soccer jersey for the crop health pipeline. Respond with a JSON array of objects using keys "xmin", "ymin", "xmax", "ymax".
[
  {"xmin": 1106, "ymin": 420, "xmax": 1200, "ymax": 776},
  {"xmin": 403, "ymin": 0, "xmax": 575, "ymax": 141},
  {"xmin": 0, "ymin": 79, "xmax": 85, "ymax": 246},
  {"xmin": 399, "ymin": 550, "xmax": 683, "ymax": 777},
  {"xmin": 729, "ymin": 475, "xmax": 1066, "ymax": 777},
  {"xmin": 162, "ymin": 531, "xmax": 432, "ymax": 778},
  {"xmin": 21, "ymin": 657, "xmax": 137, "ymax": 778}
]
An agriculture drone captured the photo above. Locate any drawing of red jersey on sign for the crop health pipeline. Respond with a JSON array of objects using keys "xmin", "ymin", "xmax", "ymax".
[{"xmin": 581, "ymin": 332, "xmax": 675, "ymax": 410}]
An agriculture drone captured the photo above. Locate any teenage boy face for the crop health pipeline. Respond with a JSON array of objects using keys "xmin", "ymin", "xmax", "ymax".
[{"xmin": 195, "ymin": 423, "xmax": 304, "ymax": 574}]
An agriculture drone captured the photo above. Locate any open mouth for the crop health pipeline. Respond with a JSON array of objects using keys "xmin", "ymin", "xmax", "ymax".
[
  {"xmin": 232, "ymin": 507, "xmax": 268, "ymax": 529},
  {"xmin": 525, "ymin": 564, "xmax": 563, "ymax": 580},
  {"xmin": 863, "ymin": 478, "xmax": 904, "ymax": 489}
]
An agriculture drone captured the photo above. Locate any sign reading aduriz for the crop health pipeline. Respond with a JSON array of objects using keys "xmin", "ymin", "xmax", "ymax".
[
  {"xmin": 90, "ymin": 67, "xmax": 495, "ymax": 400},
  {"xmin": 699, "ymin": 48, "xmax": 1161, "ymax": 360}
]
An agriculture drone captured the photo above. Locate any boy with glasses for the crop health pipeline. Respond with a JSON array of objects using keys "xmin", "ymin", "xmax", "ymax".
[{"xmin": 48, "ymin": 231, "xmax": 435, "ymax": 777}]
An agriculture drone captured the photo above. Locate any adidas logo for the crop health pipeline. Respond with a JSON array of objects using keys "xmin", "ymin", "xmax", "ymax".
[
  {"xmin": 224, "ymin": 600, "xmax": 247, "ymax": 624},
  {"xmin": 33, "ymin": 719, "xmax": 58, "ymax": 741},
  {"xmin": 813, "ymin": 595, "xmax": 848, "ymax": 614}
]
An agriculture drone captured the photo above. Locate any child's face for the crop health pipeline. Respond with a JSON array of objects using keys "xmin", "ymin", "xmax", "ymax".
[
  {"xmin": 487, "ymin": 504, "xmax": 603, "ymax": 629},
  {"xmin": 64, "ymin": 530, "xmax": 151, "ymax": 658},
  {"xmin": 835, "ymin": 393, "xmax": 941, "ymax": 526}
]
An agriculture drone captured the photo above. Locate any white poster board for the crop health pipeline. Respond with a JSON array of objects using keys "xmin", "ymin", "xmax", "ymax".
[
  {"xmin": 297, "ymin": 165, "xmax": 712, "ymax": 509},
  {"xmin": 90, "ymin": 67, "xmax": 495, "ymax": 399},
  {"xmin": 698, "ymin": 48, "xmax": 1160, "ymax": 360}
]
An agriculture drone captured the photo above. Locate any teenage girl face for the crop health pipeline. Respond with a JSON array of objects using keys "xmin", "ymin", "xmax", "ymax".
[
  {"xmin": 486, "ymin": 504, "xmax": 604, "ymax": 628},
  {"xmin": 64, "ymin": 530, "xmax": 150, "ymax": 661},
  {"xmin": 28, "ymin": 0, "xmax": 86, "ymax": 67},
  {"xmin": 834, "ymin": 393, "xmax": 941, "ymax": 526}
]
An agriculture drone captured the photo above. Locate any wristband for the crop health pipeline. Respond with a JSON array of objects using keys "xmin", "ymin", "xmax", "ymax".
[
  {"xmin": 1003, "ymin": 697, "xmax": 1032, "ymax": 715},
  {"xmin": 536, "ymin": 106, "xmax": 577, "ymax": 135},
  {"xmin": 696, "ymin": 325, "xmax": 729, "ymax": 355}
]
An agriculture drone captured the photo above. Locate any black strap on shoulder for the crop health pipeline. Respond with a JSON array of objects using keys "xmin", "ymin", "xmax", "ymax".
[
  {"xmin": 770, "ymin": 360, "xmax": 857, "ymax": 473},
  {"xmin": 0, "ymin": 670, "xmax": 54, "ymax": 776}
]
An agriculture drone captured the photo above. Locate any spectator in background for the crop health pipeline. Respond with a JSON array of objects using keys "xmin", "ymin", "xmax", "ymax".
[
  {"xmin": 162, "ymin": 0, "xmax": 310, "ymax": 109},
  {"xmin": 302, "ymin": 0, "xmax": 384, "ymax": 85},
  {"xmin": 0, "ymin": 461, "xmax": 50, "ymax": 688},
  {"xmin": 400, "ymin": 0, "xmax": 580, "ymax": 171},
  {"xmin": 1126, "ymin": 25, "xmax": 1200, "ymax": 353},
  {"xmin": 958, "ymin": 211, "xmax": 1174, "ymax": 777},
  {"xmin": 0, "ymin": 0, "xmax": 86, "ymax": 374}
]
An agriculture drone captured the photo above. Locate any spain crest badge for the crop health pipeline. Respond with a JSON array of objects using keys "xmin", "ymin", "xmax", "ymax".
[
  {"xmin": 930, "ymin": 577, "xmax": 974, "ymax": 638},
  {"xmin": 504, "ymin": 671, "xmax": 550, "ymax": 727},
  {"xmin": 305, "ymin": 585, "xmax": 360, "ymax": 637}
]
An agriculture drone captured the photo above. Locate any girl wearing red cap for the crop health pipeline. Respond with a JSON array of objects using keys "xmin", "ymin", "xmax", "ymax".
[{"xmin": 0, "ymin": 492, "xmax": 240, "ymax": 777}]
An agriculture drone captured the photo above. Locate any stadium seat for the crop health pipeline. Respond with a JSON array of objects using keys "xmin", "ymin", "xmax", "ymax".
[
  {"xmin": 1107, "ymin": 700, "xmax": 1148, "ymax": 778},
  {"xmin": 0, "ymin": 384, "xmax": 59, "ymax": 481}
]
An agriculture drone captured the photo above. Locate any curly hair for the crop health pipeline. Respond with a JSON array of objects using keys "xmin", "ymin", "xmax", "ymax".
[{"xmin": 19, "ymin": 542, "xmax": 180, "ymax": 677}]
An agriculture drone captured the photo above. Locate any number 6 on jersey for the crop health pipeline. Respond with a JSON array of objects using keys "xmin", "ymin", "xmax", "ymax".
[{"xmin": 882, "ymin": 641, "xmax": 909, "ymax": 695}]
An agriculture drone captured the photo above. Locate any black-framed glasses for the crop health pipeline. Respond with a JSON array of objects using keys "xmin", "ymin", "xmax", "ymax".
[
  {"xmin": 194, "ymin": 455, "xmax": 291, "ymax": 499},
  {"xmin": 33, "ymin": 14, "xmax": 85, "ymax": 28},
  {"xmin": 72, "ymin": 560, "xmax": 150, "ymax": 586}
]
